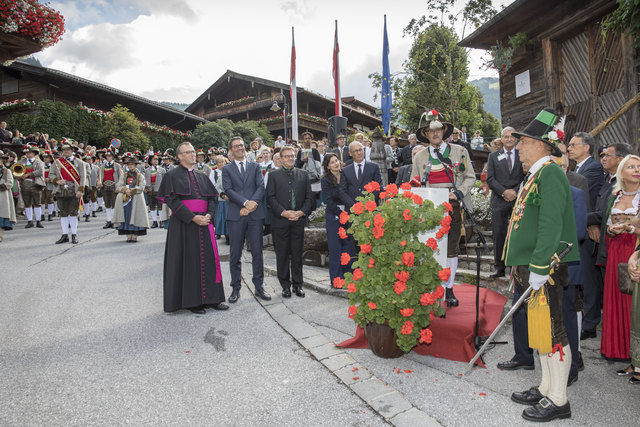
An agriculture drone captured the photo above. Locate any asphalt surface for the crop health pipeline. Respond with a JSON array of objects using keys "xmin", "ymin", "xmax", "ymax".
[{"xmin": 1, "ymin": 212, "xmax": 639, "ymax": 426}]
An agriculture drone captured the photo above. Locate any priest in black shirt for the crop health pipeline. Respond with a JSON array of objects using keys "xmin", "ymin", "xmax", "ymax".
[{"xmin": 157, "ymin": 141, "xmax": 228, "ymax": 314}]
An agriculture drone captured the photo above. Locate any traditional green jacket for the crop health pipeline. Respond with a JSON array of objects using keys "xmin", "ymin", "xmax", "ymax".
[{"xmin": 504, "ymin": 161, "xmax": 580, "ymax": 275}]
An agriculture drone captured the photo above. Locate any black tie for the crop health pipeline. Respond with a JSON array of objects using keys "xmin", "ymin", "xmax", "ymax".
[
  {"xmin": 240, "ymin": 161, "xmax": 245, "ymax": 176},
  {"xmin": 506, "ymin": 151, "xmax": 513, "ymax": 172},
  {"xmin": 357, "ymin": 164, "xmax": 362, "ymax": 181}
]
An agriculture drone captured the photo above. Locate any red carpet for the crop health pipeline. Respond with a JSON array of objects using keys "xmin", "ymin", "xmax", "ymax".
[{"xmin": 337, "ymin": 284, "xmax": 507, "ymax": 367}]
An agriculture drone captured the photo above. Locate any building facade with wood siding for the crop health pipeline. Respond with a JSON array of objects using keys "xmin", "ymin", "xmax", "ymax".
[
  {"xmin": 460, "ymin": 0, "xmax": 638, "ymax": 149},
  {"xmin": 0, "ymin": 61, "xmax": 205, "ymax": 132},
  {"xmin": 186, "ymin": 70, "xmax": 382, "ymax": 141}
]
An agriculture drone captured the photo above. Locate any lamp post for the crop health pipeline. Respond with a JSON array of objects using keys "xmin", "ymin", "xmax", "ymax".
[{"xmin": 270, "ymin": 94, "xmax": 288, "ymax": 143}]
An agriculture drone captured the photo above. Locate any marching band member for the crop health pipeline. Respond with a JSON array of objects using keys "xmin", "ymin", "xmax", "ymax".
[
  {"xmin": 18, "ymin": 144, "xmax": 45, "ymax": 229},
  {"xmin": 144, "ymin": 153, "xmax": 166, "ymax": 228},
  {"xmin": 113, "ymin": 158, "xmax": 150, "ymax": 242},
  {"xmin": 49, "ymin": 142, "xmax": 86, "ymax": 244},
  {"xmin": 97, "ymin": 148, "xmax": 123, "ymax": 229},
  {"xmin": 196, "ymin": 149, "xmax": 212, "ymax": 175},
  {"xmin": 41, "ymin": 151, "xmax": 56, "ymax": 221}
]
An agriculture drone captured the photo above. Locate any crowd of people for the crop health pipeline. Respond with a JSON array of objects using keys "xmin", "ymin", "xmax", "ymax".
[{"xmin": 2, "ymin": 110, "xmax": 638, "ymax": 423}]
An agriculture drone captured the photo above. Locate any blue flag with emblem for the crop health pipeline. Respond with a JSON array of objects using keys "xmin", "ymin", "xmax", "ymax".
[{"xmin": 381, "ymin": 15, "xmax": 392, "ymax": 135}]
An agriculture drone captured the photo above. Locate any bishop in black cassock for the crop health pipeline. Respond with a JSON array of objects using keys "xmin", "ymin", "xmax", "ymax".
[{"xmin": 158, "ymin": 164, "xmax": 226, "ymax": 313}]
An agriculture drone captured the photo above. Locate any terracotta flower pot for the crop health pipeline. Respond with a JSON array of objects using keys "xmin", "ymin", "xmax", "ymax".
[{"xmin": 364, "ymin": 322, "xmax": 405, "ymax": 358}]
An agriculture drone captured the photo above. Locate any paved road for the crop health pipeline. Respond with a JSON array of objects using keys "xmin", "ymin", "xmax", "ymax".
[{"xmin": 1, "ymin": 213, "xmax": 639, "ymax": 426}]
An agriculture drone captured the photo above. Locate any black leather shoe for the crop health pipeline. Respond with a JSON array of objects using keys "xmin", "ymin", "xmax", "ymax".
[
  {"xmin": 71, "ymin": 234, "xmax": 78, "ymax": 244},
  {"xmin": 84, "ymin": 215, "xmax": 90, "ymax": 222},
  {"xmin": 36, "ymin": 221, "xmax": 44, "ymax": 228},
  {"xmin": 97, "ymin": 207, "xmax": 103, "ymax": 212},
  {"xmin": 92, "ymin": 211, "xmax": 96, "ymax": 217},
  {"xmin": 47, "ymin": 214, "xmax": 52, "ymax": 221},
  {"xmin": 150, "ymin": 221, "xmax": 158, "ymax": 228},
  {"xmin": 103, "ymin": 221, "xmax": 113, "ymax": 229},
  {"xmin": 206, "ymin": 303, "xmax": 229, "ymax": 311},
  {"xmin": 228, "ymin": 290, "xmax": 240, "ymax": 303},
  {"xmin": 489, "ymin": 270, "xmax": 505, "ymax": 278},
  {"xmin": 580, "ymin": 329, "xmax": 597, "ymax": 340},
  {"xmin": 522, "ymin": 397, "xmax": 571, "ymax": 422},
  {"xmin": 629, "ymin": 374, "xmax": 640, "ymax": 384},
  {"xmin": 255, "ymin": 289, "xmax": 272, "ymax": 301},
  {"xmin": 282, "ymin": 289, "xmax": 292, "ymax": 298},
  {"xmin": 511, "ymin": 387, "xmax": 544, "ymax": 405},
  {"xmin": 567, "ymin": 374, "xmax": 578, "ymax": 386},
  {"xmin": 616, "ymin": 365, "xmax": 634, "ymax": 376},
  {"xmin": 189, "ymin": 306, "xmax": 206, "ymax": 314},
  {"xmin": 498, "ymin": 359, "xmax": 535, "ymax": 370},
  {"xmin": 55, "ymin": 234, "xmax": 69, "ymax": 244},
  {"xmin": 445, "ymin": 287, "xmax": 458, "ymax": 307},
  {"xmin": 25, "ymin": 221, "xmax": 34, "ymax": 229},
  {"xmin": 293, "ymin": 287, "xmax": 305, "ymax": 297}
]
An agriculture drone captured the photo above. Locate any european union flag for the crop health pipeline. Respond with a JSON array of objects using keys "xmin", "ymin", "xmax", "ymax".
[{"xmin": 381, "ymin": 15, "xmax": 392, "ymax": 135}]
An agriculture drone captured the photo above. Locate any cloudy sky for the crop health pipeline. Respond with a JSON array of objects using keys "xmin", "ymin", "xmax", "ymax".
[{"xmin": 36, "ymin": 0, "xmax": 507, "ymax": 108}]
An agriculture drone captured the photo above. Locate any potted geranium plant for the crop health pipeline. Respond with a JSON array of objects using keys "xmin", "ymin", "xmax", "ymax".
[{"xmin": 333, "ymin": 181, "xmax": 452, "ymax": 356}]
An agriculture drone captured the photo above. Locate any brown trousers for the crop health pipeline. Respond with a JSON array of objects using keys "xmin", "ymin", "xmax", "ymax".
[{"xmin": 20, "ymin": 180, "xmax": 41, "ymax": 207}]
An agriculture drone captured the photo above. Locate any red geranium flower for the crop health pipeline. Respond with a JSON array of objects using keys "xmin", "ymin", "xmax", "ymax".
[
  {"xmin": 395, "ymin": 271, "xmax": 410, "ymax": 282},
  {"xmin": 403, "ymin": 191, "xmax": 414, "ymax": 199},
  {"xmin": 365, "ymin": 200, "xmax": 377, "ymax": 212},
  {"xmin": 394, "ymin": 281, "xmax": 407, "ymax": 294},
  {"xmin": 412, "ymin": 194, "xmax": 423, "ymax": 205},
  {"xmin": 420, "ymin": 292, "xmax": 435, "ymax": 306},
  {"xmin": 400, "ymin": 308, "xmax": 414, "ymax": 317},
  {"xmin": 420, "ymin": 328, "xmax": 433, "ymax": 344},
  {"xmin": 430, "ymin": 312, "xmax": 435, "ymax": 321},
  {"xmin": 352, "ymin": 202, "xmax": 364, "ymax": 215},
  {"xmin": 368, "ymin": 257, "xmax": 376, "ymax": 268},
  {"xmin": 365, "ymin": 220, "xmax": 371, "ymax": 227},
  {"xmin": 401, "ymin": 321, "xmax": 414, "ymax": 335},
  {"xmin": 348, "ymin": 305, "xmax": 358, "ymax": 319},
  {"xmin": 400, "ymin": 240, "xmax": 406, "ymax": 246},
  {"xmin": 438, "ymin": 268, "xmax": 451, "ymax": 282},
  {"xmin": 360, "ymin": 243, "xmax": 372, "ymax": 254},
  {"xmin": 339, "ymin": 211, "xmax": 350, "ymax": 225},
  {"xmin": 442, "ymin": 201, "xmax": 453, "ymax": 212},
  {"xmin": 352, "ymin": 268, "xmax": 364, "ymax": 281},
  {"xmin": 432, "ymin": 286, "xmax": 445, "ymax": 299},
  {"xmin": 368, "ymin": 301, "xmax": 377, "ymax": 310},
  {"xmin": 333, "ymin": 277, "xmax": 345, "ymax": 289},
  {"xmin": 379, "ymin": 191, "xmax": 387, "ymax": 199},
  {"xmin": 338, "ymin": 227, "xmax": 348, "ymax": 239},
  {"xmin": 386, "ymin": 183, "xmax": 399, "ymax": 197},
  {"xmin": 401, "ymin": 252, "xmax": 415, "ymax": 267},
  {"xmin": 347, "ymin": 282, "xmax": 357, "ymax": 293},
  {"xmin": 373, "ymin": 226, "xmax": 385, "ymax": 239},
  {"xmin": 436, "ymin": 231, "xmax": 444, "ymax": 239},
  {"xmin": 340, "ymin": 252, "xmax": 351, "ymax": 266},
  {"xmin": 400, "ymin": 182, "xmax": 411, "ymax": 190},
  {"xmin": 426, "ymin": 238, "xmax": 438, "ymax": 250},
  {"xmin": 364, "ymin": 181, "xmax": 381, "ymax": 193},
  {"xmin": 403, "ymin": 209, "xmax": 412, "ymax": 221},
  {"xmin": 373, "ymin": 213, "xmax": 385, "ymax": 227}
]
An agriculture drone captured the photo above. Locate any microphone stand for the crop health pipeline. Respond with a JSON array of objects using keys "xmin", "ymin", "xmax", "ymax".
[{"xmin": 434, "ymin": 148, "xmax": 507, "ymax": 356}]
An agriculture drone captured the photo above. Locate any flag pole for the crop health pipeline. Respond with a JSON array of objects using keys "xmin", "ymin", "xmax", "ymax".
[
  {"xmin": 333, "ymin": 19, "xmax": 342, "ymax": 117},
  {"xmin": 290, "ymin": 26, "xmax": 299, "ymax": 142}
]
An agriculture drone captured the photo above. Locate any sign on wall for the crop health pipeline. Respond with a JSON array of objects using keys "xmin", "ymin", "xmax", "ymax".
[{"xmin": 515, "ymin": 70, "xmax": 531, "ymax": 98}]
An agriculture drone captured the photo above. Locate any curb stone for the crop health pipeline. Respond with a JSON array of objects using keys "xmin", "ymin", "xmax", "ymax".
[{"xmin": 240, "ymin": 254, "xmax": 441, "ymax": 426}]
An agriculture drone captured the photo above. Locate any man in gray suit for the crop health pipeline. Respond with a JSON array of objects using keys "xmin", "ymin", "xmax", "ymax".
[
  {"xmin": 486, "ymin": 126, "xmax": 524, "ymax": 278},
  {"xmin": 222, "ymin": 136, "xmax": 271, "ymax": 303}
]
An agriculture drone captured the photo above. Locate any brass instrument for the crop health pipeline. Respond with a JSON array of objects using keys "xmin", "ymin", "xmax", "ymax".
[{"xmin": 11, "ymin": 163, "xmax": 25, "ymax": 177}]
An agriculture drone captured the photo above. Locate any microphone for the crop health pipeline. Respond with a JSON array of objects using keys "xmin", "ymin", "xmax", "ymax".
[{"xmin": 421, "ymin": 162, "xmax": 431, "ymax": 186}]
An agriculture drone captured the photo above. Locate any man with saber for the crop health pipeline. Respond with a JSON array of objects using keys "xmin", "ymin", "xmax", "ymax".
[{"xmin": 470, "ymin": 108, "xmax": 580, "ymax": 422}]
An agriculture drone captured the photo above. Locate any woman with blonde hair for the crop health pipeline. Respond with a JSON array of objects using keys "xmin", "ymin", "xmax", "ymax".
[{"xmin": 601, "ymin": 154, "xmax": 640, "ymax": 361}]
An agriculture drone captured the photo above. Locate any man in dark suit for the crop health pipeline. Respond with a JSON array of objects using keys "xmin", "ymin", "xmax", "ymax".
[
  {"xmin": 567, "ymin": 132, "xmax": 605, "ymax": 340},
  {"xmin": 395, "ymin": 145, "xmax": 425, "ymax": 185},
  {"xmin": 222, "ymin": 136, "xmax": 271, "ymax": 303},
  {"xmin": 332, "ymin": 134, "xmax": 352, "ymax": 168},
  {"xmin": 340, "ymin": 141, "xmax": 383, "ymax": 206},
  {"xmin": 266, "ymin": 146, "xmax": 315, "ymax": 298},
  {"xmin": 486, "ymin": 126, "xmax": 524, "ymax": 278},
  {"xmin": 397, "ymin": 133, "xmax": 418, "ymax": 167}
]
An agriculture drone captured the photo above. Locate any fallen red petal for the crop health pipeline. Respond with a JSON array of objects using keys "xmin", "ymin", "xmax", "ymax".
[
  {"xmin": 479, "ymin": 393, "xmax": 487, "ymax": 396},
  {"xmin": 352, "ymin": 377, "xmax": 360, "ymax": 380},
  {"xmin": 352, "ymin": 367, "xmax": 359, "ymax": 372},
  {"xmin": 404, "ymin": 370, "xmax": 413, "ymax": 373}
]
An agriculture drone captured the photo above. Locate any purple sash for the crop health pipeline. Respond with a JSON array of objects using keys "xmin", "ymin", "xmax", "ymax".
[{"xmin": 182, "ymin": 199, "xmax": 222, "ymax": 282}]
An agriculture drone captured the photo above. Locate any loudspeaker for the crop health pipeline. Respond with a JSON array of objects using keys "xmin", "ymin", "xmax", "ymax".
[{"xmin": 328, "ymin": 116, "xmax": 348, "ymax": 148}]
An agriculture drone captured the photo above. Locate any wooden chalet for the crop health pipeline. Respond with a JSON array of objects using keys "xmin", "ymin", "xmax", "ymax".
[
  {"xmin": 460, "ymin": 0, "xmax": 639, "ymax": 148},
  {"xmin": 0, "ymin": 61, "xmax": 205, "ymax": 132},
  {"xmin": 186, "ymin": 70, "xmax": 383, "ymax": 140}
]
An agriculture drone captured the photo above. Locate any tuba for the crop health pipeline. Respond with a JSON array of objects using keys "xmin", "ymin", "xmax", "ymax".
[{"xmin": 11, "ymin": 163, "xmax": 25, "ymax": 177}]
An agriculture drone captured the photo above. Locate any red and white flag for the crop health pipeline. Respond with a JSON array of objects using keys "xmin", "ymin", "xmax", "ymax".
[
  {"xmin": 290, "ymin": 27, "xmax": 299, "ymax": 141},
  {"xmin": 332, "ymin": 20, "xmax": 342, "ymax": 116}
]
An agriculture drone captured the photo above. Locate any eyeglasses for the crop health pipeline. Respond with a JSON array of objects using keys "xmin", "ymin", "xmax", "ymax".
[
  {"xmin": 231, "ymin": 144, "xmax": 244, "ymax": 149},
  {"xmin": 567, "ymin": 142, "xmax": 586, "ymax": 148},
  {"xmin": 281, "ymin": 154, "xmax": 295, "ymax": 159},
  {"xmin": 351, "ymin": 148, "xmax": 364, "ymax": 153}
]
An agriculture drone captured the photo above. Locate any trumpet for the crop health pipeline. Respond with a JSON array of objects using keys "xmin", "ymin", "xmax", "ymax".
[{"xmin": 11, "ymin": 163, "xmax": 25, "ymax": 177}]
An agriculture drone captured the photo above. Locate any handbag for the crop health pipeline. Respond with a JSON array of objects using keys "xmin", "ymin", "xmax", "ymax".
[
  {"xmin": 302, "ymin": 158, "xmax": 322, "ymax": 182},
  {"xmin": 617, "ymin": 263, "xmax": 635, "ymax": 295}
]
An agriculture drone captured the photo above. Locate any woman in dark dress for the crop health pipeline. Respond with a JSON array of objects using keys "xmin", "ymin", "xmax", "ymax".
[{"xmin": 321, "ymin": 153, "xmax": 355, "ymax": 287}]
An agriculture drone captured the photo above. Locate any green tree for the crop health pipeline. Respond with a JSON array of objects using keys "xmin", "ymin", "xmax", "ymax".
[
  {"xmin": 190, "ymin": 119, "xmax": 235, "ymax": 150},
  {"xmin": 103, "ymin": 105, "xmax": 149, "ymax": 152}
]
